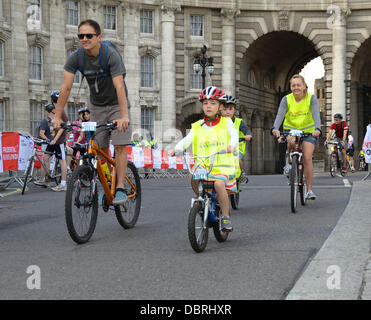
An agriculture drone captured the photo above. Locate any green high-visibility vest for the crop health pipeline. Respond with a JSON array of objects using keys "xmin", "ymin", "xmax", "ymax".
[{"xmin": 283, "ymin": 93, "xmax": 315, "ymax": 133}]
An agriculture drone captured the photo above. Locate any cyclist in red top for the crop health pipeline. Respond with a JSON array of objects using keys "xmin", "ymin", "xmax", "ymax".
[{"xmin": 324, "ymin": 113, "xmax": 349, "ymax": 173}]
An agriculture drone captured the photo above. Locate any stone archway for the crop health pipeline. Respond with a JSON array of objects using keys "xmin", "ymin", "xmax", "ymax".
[
  {"xmin": 350, "ymin": 36, "xmax": 371, "ymax": 150},
  {"xmin": 238, "ymin": 31, "xmax": 324, "ymax": 173}
]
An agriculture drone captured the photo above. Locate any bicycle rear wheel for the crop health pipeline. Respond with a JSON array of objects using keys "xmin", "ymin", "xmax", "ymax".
[
  {"xmin": 22, "ymin": 157, "xmax": 34, "ymax": 195},
  {"xmin": 230, "ymin": 192, "xmax": 239, "ymax": 210},
  {"xmin": 188, "ymin": 201, "xmax": 208, "ymax": 253},
  {"xmin": 213, "ymin": 206, "xmax": 229, "ymax": 242},
  {"xmin": 115, "ymin": 161, "xmax": 142, "ymax": 229},
  {"xmin": 290, "ymin": 156, "xmax": 298, "ymax": 213},
  {"xmin": 65, "ymin": 165, "xmax": 98, "ymax": 244},
  {"xmin": 53, "ymin": 160, "xmax": 62, "ymax": 186}
]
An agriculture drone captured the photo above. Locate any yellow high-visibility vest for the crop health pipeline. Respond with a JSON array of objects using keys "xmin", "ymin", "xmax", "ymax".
[
  {"xmin": 233, "ymin": 117, "xmax": 246, "ymax": 155},
  {"xmin": 283, "ymin": 93, "xmax": 315, "ymax": 133},
  {"xmin": 191, "ymin": 117, "xmax": 236, "ymax": 176}
]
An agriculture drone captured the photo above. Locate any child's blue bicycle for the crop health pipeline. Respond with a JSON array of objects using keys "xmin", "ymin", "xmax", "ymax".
[{"xmin": 181, "ymin": 150, "xmax": 231, "ymax": 253}]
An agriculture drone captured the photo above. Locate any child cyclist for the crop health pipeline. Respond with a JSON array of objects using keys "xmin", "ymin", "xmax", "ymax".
[
  {"xmin": 170, "ymin": 86, "xmax": 238, "ymax": 232},
  {"xmin": 220, "ymin": 95, "xmax": 252, "ymax": 183}
]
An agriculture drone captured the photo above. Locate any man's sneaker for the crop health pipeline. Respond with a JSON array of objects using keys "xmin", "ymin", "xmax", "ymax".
[
  {"xmin": 283, "ymin": 164, "xmax": 291, "ymax": 176},
  {"xmin": 351, "ymin": 166, "xmax": 355, "ymax": 173},
  {"xmin": 34, "ymin": 178, "xmax": 47, "ymax": 186},
  {"xmin": 221, "ymin": 216, "xmax": 233, "ymax": 232},
  {"xmin": 112, "ymin": 188, "xmax": 128, "ymax": 205},
  {"xmin": 304, "ymin": 190, "xmax": 317, "ymax": 201},
  {"xmin": 341, "ymin": 167, "xmax": 347, "ymax": 174},
  {"xmin": 51, "ymin": 184, "xmax": 67, "ymax": 192}
]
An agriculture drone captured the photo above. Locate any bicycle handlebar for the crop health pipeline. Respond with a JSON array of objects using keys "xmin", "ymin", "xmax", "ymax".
[
  {"xmin": 33, "ymin": 137, "xmax": 49, "ymax": 145},
  {"xmin": 61, "ymin": 122, "xmax": 117, "ymax": 131}
]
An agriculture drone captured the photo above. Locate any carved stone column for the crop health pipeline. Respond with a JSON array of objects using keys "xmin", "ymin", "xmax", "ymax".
[
  {"xmin": 330, "ymin": 9, "xmax": 348, "ymax": 118},
  {"xmin": 221, "ymin": 9, "xmax": 239, "ymax": 96},
  {"xmin": 160, "ymin": 3, "xmax": 180, "ymax": 145}
]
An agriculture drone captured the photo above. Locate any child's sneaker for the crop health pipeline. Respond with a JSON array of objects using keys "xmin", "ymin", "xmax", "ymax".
[
  {"xmin": 221, "ymin": 216, "xmax": 233, "ymax": 232},
  {"xmin": 112, "ymin": 188, "xmax": 128, "ymax": 205}
]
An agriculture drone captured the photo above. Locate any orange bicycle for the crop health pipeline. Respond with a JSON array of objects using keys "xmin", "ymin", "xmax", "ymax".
[{"xmin": 62, "ymin": 122, "xmax": 141, "ymax": 244}]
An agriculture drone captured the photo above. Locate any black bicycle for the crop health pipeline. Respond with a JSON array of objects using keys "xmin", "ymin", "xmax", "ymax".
[
  {"xmin": 277, "ymin": 130, "xmax": 313, "ymax": 213},
  {"xmin": 326, "ymin": 141, "xmax": 346, "ymax": 177},
  {"xmin": 22, "ymin": 138, "xmax": 61, "ymax": 195}
]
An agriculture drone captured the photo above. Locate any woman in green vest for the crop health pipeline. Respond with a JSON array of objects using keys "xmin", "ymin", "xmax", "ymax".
[
  {"xmin": 170, "ymin": 86, "xmax": 239, "ymax": 232},
  {"xmin": 272, "ymin": 74, "xmax": 321, "ymax": 201},
  {"xmin": 220, "ymin": 95, "xmax": 252, "ymax": 183}
]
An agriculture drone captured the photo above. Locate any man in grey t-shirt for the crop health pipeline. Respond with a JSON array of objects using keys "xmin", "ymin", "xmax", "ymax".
[{"xmin": 52, "ymin": 19, "xmax": 131, "ymax": 205}]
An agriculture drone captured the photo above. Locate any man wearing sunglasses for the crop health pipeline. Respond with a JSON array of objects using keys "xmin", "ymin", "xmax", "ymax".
[{"xmin": 52, "ymin": 19, "xmax": 131, "ymax": 204}]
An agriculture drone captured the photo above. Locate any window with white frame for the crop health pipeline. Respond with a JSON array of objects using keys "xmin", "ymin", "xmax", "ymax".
[
  {"xmin": 0, "ymin": 41, "xmax": 4, "ymax": 77},
  {"xmin": 141, "ymin": 108, "xmax": 154, "ymax": 136},
  {"xmin": 30, "ymin": 101, "xmax": 44, "ymax": 136},
  {"xmin": 66, "ymin": 0, "xmax": 79, "ymax": 26},
  {"xmin": 29, "ymin": 46, "xmax": 42, "ymax": 80},
  {"xmin": 248, "ymin": 70, "xmax": 256, "ymax": 85},
  {"xmin": 27, "ymin": 0, "xmax": 41, "ymax": 22},
  {"xmin": 190, "ymin": 15, "xmax": 203, "ymax": 36},
  {"xmin": 67, "ymin": 49, "xmax": 80, "ymax": 83},
  {"xmin": 141, "ymin": 55, "xmax": 154, "ymax": 88},
  {"xmin": 190, "ymin": 59, "xmax": 202, "ymax": 89},
  {"xmin": 0, "ymin": 100, "xmax": 4, "ymax": 131},
  {"xmin": 140, "ymin": 9, "xmax": 153, "ymax": 34},
  {"xmin": 104, "ymin": 6, "xmax": 116, "ymax": 30}
]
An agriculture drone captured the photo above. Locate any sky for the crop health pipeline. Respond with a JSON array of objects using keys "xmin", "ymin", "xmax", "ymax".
[{"xmin": 300, "ymin": 57, "xmax": 325, "ymax": 94}]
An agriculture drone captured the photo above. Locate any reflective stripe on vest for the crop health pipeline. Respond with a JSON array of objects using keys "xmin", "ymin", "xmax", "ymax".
[
  {"xmin": 283, "ymin": 93, "xmax": 315, "ymax": 133},
  {"xmin": 192, "ymin": 117, "xmax": 236, "ymax": 176}
]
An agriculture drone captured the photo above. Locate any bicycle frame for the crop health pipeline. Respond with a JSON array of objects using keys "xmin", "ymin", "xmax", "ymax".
[
  {"xmin": 29, "ymin": 142, "xmax": 59, "ymax": 180},
  {"xmin": 69, "ymin": 124, "xmax": 137, "ymax": 206}
]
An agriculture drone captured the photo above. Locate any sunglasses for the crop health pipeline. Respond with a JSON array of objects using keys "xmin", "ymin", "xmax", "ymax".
[{"xmin": 77, "ymin": 33, "xmax": 98, "ymax": 40}]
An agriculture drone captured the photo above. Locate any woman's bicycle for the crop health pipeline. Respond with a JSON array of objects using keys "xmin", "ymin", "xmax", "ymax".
[
  {"xmin": 180, "ymin": 150, "xmax": 233, "ymax": 253},
  {"xmin": 277, "ymin": 130, "xmax": 312, "ymax": 213},
  {"xmin": 22, "ymin": 138, "xmax": 62, "ymax": 195},
  {"xmin": 326, "ymin": 141, "xmax": 346, "ymax": 177},
  {"xmin": 62, "ymin": 122, "xmax": 141, "ymax": 244}
]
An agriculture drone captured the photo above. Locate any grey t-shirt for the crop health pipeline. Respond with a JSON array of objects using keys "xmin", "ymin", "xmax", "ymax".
[{"xmin": 64, "ymin": 45, "xmax": 128, "ymax": 106}]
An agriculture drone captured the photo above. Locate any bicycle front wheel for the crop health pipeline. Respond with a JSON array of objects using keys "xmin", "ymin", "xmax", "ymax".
[
  {"xmin": 330, "ymin": 155, "xmax": 336, "ymax": 178},
  {"xmin": 115, "ymin": 161, "xmax": 142, "ymax": 229},
  {"xmin": 298, "ymin": 163, "xmax": 306, "ymax": 206},
  {"xmin": 290, "ymin": 157, "xmax": 298, "ymax": 213},
  {"xmin": 65, "ymin": 165, "xmax": 98, "ymax": 244},
  {"xmin": 22, "ymin": 157, "xmax": 34, "ymax": 195},
  {"xmin": 188, "ymin": 201, "xmax": 209, "ymax": 253}
]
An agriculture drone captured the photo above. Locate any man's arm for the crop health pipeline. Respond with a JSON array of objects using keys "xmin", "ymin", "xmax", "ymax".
[
  {"xmin": 112, "ymin": 75, "xmax": 129, "ymax": 132},
  {"xmin": 53, "ymin": 71, "xmax": 75, "ymax": 129}
]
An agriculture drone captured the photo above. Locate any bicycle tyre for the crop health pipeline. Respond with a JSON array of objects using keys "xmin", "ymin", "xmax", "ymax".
[
  {"xmin": 65, "ymin": 165, "xmax": 98, "ymax": 244},
  {"xmin": 22, "ymin": 157, "xmax": 34, "ymax": 195},
  {"xmin": 213, "ymin": 206, "xmax": 229, "ymax": 242},
  {"xmin": 230, "ymin": 192, "xmax": 239, "ymax": 210},
  {"xmin": 330, "ymin": 155, "xmax": 336, "ymax": 178},
  {"xmin": 298, "ymin": 163, "xmax": 306, "ymax": 206},
  {"xmin": 290, "ymin": 156, "xmax": 298, "ymax": 213},
  {"xmin": 115, "ymin": 161, "xmax": 142, "ymax": 229},
  {"xmin": 188, "ymin": 201, "xmax": 208, "ymax": 253},
  {"xmin": 53, "ymin": 160, "xmax": 62, "ymax": 186}
]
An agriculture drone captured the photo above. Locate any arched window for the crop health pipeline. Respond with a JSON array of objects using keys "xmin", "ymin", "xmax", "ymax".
[
  {"xmin": 264, "ymin": 75, "xmax": 271, "ymax": 89},
  {"xmin": 29, "ymin": 45, "xmax": 42, "ymax": 80},
  {"xmin": 248, "ymin": 70, "xmax": 256, "ymax": 85},
  {"xmin": 141, "ymin": 55, "xmax": 154, "ymax": 88}
]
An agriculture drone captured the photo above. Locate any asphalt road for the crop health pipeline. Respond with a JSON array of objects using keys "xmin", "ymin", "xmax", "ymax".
[{"xmin": 0, "ymin": 171, "xmax": 362, "ymax": 300}]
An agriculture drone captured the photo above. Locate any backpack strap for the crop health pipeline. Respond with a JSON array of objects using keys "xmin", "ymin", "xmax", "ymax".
[
  {"xmin": 99, "ymin": 41, "xmax": 110, "ymax": 78},
  {"xmin": 77, "ymin": 47, "xmax": 85, "ymax": 76}
]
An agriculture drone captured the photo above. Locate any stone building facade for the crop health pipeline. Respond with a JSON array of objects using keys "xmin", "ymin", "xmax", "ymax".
[{"xmin": 1, "ymin": 0, "xmax": 371, "ymax": 174}]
